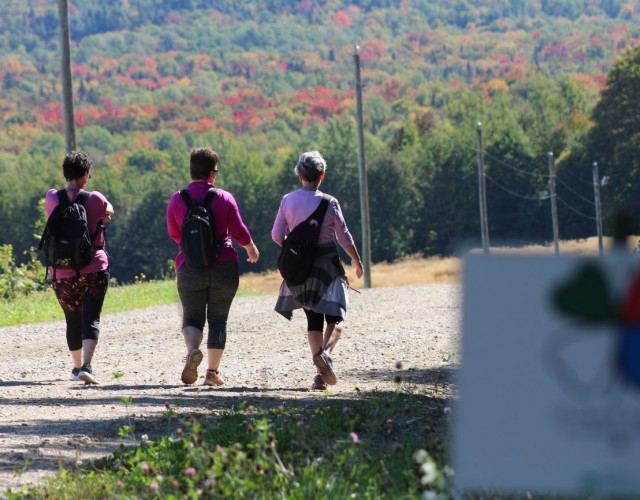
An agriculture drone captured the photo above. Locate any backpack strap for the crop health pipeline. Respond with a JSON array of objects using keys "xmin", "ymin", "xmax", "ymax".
[
  {"xmin": 306, "ymin": 194, "xmax": 331, "ymax": 223},
  {"xmin": 202, "ymin": 188, "xmax": 218, "ymax": 208},
  {"xmin": 180, "ymin": 189, "xmax": 194, "ymax": 208}
]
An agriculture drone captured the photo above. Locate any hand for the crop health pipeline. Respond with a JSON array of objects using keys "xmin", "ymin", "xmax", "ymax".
[
  {"xmin": 355, "ymin": 261, "xmax": 364, "ymax": 279},
  {"xmin": 245, "ymin": 242, "xmax": 259, "ymax": 263}
]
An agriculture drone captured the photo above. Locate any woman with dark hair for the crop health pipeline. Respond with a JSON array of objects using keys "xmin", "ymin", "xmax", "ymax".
[
  {"xmin": 167, "ymin": 147, "xmax": 260, "ymax": 387},
  {"xmin": 44, "ymin": 150, "xmax": 114, "ymax": 384},
  {"xmin": 272, "ymin": 150, "xmax": 363, "ymax": 390}
]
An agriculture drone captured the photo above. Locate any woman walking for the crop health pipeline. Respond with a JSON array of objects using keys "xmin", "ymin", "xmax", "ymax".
[
  {"xmin": 167, "ymin": 147, "xmax": 259, "ymax": 386},
  {"xmin": 44, "ymin": 150, "xmax": 114, "ymax": 384},
  {"xmin": 272, "ymin": 151, "xmax": 363, "ymax": 390}
]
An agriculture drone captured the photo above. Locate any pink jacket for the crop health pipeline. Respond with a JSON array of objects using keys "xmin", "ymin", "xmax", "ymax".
[
  {"xmin": 44, "ymin": 188, "xmax": 110, "ymax": 279},
  {"xmin": 166, "ymin": 181, "xmax": 252, "ymax": 270}
]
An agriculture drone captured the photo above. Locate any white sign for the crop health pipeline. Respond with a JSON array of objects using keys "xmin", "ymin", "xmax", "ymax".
[{"xmin": 455, "ymin": 254, "xmax": 640, "ymax": 495}]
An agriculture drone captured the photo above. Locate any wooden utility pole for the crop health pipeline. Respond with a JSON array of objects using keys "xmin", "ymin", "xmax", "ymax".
[
  {"xmin": 592, "ymin": 162, "xmax": 604, "ymax": 257},
  {"xmin": 476, "ymin": 122, "xmax": 490, "ymax": 254},
  {"xmin": 59, "ymin": 0, "xmax": 76, "ymax": 152},
  {"xmin": 354, "ymin": 45, "xmax": 371, "ymax": 288},
  {"xmin": 547, "ymin": 152, "xmax": 559, "ymax": 256}
]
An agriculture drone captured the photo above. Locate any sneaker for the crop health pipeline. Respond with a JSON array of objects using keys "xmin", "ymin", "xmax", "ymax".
[
  {"xmin": 203, "ymin": 369, "xmax": 224, "ymax": 387},
  {"xmin": 78, "ymin": 364, "xmax": 99, "ymax": 385},
  {"xmin": 312, "ymin": 349, "xmax": 337, "ymax": 385},
  {"xmin": 70, "ymin": 367, "xmax": 80, "ymax": 381},
  {"xmin": 181, "ymin": 348, "xmax": 203, "ymax": 385},
  {"xmin": 311, "ymin": 374, "xmax": 327, "ymax": 391}
]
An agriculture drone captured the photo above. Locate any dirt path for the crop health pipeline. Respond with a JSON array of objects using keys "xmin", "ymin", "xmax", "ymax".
[{"xmin": 0, "ymin": 284, "xmax": 461, "ymax": 493}]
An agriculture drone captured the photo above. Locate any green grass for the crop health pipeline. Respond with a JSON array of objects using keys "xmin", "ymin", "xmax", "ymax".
[
  {"xmin": 5, "ymin": 387, "xmax": 453, "ymax": 499},
  {"xmin": 0, "ymin": 279, "xmax": 246, "ymax": 327}
]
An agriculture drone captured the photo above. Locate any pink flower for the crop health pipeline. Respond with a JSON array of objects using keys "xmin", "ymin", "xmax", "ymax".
[
  {"xmin": 140, "ymin": 463, "xmax": 150, "ymax": 473},
  {"xmin": 185, "ymin": 467, "xmax": 196, "ymax": 477},
  {"xmin": 343, "ymin": 406, "xmax": 352, "ymax": 415},
  {"xmin": 395, "ymin": 360, "xmax": 403, "ymax": 369},
  {"xmin": 349, "ymin": 432, "xmax": 360, "ymax": 444},
  {"xmin": 149, "ymin": 482, "xmax": 159, "ymax": 491}
]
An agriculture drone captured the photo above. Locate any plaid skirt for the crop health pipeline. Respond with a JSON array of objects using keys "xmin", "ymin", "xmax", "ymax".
[{"xmin": 275, "ymin": 244, "xmax": 348, "ymax": 320}]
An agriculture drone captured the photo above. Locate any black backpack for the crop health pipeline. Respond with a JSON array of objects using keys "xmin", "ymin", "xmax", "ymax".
[
  {"xmin": 39, "ymin": 190, "xmax": 98, "ymax": 280},
  {"xmin": 180, "ymin": 188, "xmax": 219, "ymax": 268},
  {"xmin": 278, "ymin": 194, "xmax": 330, "ymax": 287}
]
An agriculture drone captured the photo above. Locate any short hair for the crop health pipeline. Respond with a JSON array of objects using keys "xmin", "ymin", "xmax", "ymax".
[
  {"xmin": 190, "ymin": 147, "xmax": 219, "ymax": 180},
  {"xmin": 294, "ymin": 150, "xmax": 326, "ymax": 182},
  {"xmin": 62, "ymin": 150, "xmax": 93, "ymax": 181}
]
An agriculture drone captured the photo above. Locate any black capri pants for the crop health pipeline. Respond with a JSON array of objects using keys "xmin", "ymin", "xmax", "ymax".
[
  {"xmin": 52, "ymin": 270, "xmax": 109, "ymax": 351},
  {"xmin": 303, "ymin": 308, "xmax": 343, "ymax": 332},
  {"xmin": 177, "ymin": 261, "xmax": 239, "ymax": 349}
]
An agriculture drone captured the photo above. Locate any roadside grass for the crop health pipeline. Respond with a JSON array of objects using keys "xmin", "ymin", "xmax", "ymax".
[
  {"xmin": 0, "ymin": 237, "xmax": 622, "ymax": 327},
  {"xmin": 6, "ymin": 380, "xmax": 454, "ymax": 499}
]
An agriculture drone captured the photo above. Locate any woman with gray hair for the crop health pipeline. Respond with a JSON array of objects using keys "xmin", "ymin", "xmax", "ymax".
[{"xmin": 272, "ymin": 150, "xmax": 363, "ymax": 390}]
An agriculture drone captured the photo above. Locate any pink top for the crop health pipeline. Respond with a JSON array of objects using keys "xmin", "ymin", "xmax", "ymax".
[
  {"xmin": 271, "ymin": 189, "xmax": 355, "ymax": 249},
  {"xmin": 166, "ymin": 181, "xmax": 252, "ymax": 270},
  {"xmin": 45, "ymin": 188, "xmax": 110, "ymax": 279}
]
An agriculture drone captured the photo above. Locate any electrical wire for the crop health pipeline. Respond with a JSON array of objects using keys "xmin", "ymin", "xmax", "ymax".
[
  {"xmin": 485, "ymin": 173, "xmax": 551, "ymax": 201},
  {"xmin": 556, "ymin": 195, "xmax": 597, "ymax": 221},
  {"xmin": 555, "ymin": 177, "xmax": 595, "ymax": 205}
]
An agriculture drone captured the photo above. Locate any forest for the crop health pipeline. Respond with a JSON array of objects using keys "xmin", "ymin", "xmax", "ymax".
[{"xmin": 0, "ymin": 0, "xmax": 639, "ymax": 284}]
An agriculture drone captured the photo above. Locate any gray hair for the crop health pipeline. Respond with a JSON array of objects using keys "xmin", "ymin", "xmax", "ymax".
[{"xmin": 294, "ymin": 150, "xmax": 326, "ymax": 182}]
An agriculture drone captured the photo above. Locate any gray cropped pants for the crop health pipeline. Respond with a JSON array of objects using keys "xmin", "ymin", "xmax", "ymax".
[{"xmin": 177, "ymin": 261, "xmax": 239, "ymax": 349}]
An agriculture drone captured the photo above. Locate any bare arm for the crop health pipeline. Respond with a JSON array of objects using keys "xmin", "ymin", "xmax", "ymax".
[{"xmin": 344, "ymin": 244, "xmax": 363, "ymax": 279}]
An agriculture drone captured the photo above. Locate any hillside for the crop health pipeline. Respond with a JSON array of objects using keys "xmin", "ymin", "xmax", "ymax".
[{"xmin": 0, "ymin": 1, "xmax": 639, "ymax": 283}]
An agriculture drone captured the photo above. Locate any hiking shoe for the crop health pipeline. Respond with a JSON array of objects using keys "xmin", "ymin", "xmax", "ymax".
[
  {"xmin": 203, "ymin": 369, "xmax": 224, "ymax": 387},
  {"xmin": 311, "ymin": 374, "xmax": 327, "ymax": 391},
  {"xmin": 181, "ymin": 348, "xmax": 203, "ymax": 385},
  {"xmin": 313, "ymin": 349, "xmax": 337, "ymax": 385},
  {"xmin": 70, "ymin": 367, "xmax": 80, "ymax": 381},
  {"xmin": 78, "ymin": 364, "xmax": 99, "ymax": 385}
]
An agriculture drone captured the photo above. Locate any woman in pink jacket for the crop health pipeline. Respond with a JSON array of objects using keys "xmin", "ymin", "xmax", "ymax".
[
  {"xmin": 44, "ymin": 151, "xmax": 114, "ymax": 385},
  {"xmin": 167, "ymin": 147, "xmax": 259, "ymax": 387}
]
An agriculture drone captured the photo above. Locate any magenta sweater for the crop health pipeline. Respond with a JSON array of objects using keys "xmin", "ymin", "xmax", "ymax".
[{"xmin": 166, "ymin": 181, "xmax": 252, "ymax": 270}]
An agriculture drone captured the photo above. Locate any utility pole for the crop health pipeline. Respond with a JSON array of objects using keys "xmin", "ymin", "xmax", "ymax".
[
  {"xmin": 354, "ymin": 45, "xmax": 372, "ymax": 288},
  {"xmin": 476, "ymin": 122, "xmax": 490, "ymax": 254},
  {"xmin": 59, "ymin": 0, "xmax": 76, "ymax": 152},
  {"xmin": 547, "ymin": 152, "xmax": 559, "ymax": 256},
  {"xmin": 592, "ymin": 162, "xmax": 604, "ymax": 257}
]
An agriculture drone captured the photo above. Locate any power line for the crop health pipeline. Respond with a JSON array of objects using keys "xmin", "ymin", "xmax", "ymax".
[
  {"xmin": 482, "ymin": 149, "xmax": 551, "ymax": 179},
  {"xmin": 555, "ymin": 177, "xmax": 595, "ymax": 205},
  {"xmin": 485, "ymin": 173, "xmax": 551, "ymax": 201},
  {"xmin": 556, "ymin": 195, "xmax": 597, "ymax": 221}
]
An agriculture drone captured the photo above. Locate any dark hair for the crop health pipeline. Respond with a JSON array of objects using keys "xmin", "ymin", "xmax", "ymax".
[
  {"xmin": 190, "ymin": 147, "xmax": 219, "ymax": 180},
  {"xmin": 62, "ymin": 150, "xmax": 93, "ymax": 181},
  {"xmin": 294, "ymin": 150, "xmax": 326, "ymax": 182}
]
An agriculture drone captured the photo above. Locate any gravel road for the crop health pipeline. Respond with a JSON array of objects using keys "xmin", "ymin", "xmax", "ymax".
[{"xmin": 0, "ymin": 284, "xmax": 461, "ymax": 493}]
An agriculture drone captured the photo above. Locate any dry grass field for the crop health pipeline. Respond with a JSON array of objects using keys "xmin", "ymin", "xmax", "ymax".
[{"xmin": 239, "ymin": 236, "xmax": 639, "ymax": 294}]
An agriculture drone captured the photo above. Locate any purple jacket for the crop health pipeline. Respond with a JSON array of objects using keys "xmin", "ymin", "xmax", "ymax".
[{"xmin": 271, "ymin": 189, "xmax": 355, "ymax": 249}]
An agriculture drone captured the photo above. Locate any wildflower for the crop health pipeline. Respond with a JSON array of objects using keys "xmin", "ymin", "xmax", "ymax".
[
  {"xmin": 443, "ymin": 406, "xmax": 452, "ymax": 415},
  {"xmin": 413, "ymin": 449, "xmax": 429, "ymax": 464},
  {"xmin": 343, "ymin": 406, "xmax": 352, "ymax": 415},
  {"xmin": 420, "ymin": 462, "xmax": 437, "ymax": 485},
  {"xmin": 392, "ymin": 442, "xmax": 403, "ymax": 450},
  {"xmin": 140, "ymin": 463, "xmax": 151, "ymax": 473},
  {"xmin": 395, "ymin": 360, "xmax": 403, "ymax": 369},
  {"xmin": 149, "ymin": 482, "xmax": 159, "ymax": 491},
  {"xmin": 443, "ymin": 465, "xmax": 455, "ymax": 477},
  {"xmin": 141, "ymin": 434, "xmax": 149, "ymax": 442},
  {"xmin": 349, "ymin": 432, "xmax": 360, "ymax": 444},
  {"xmin": 185, "ymin": 467, "xmax": 196, "ymax": 477}
]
